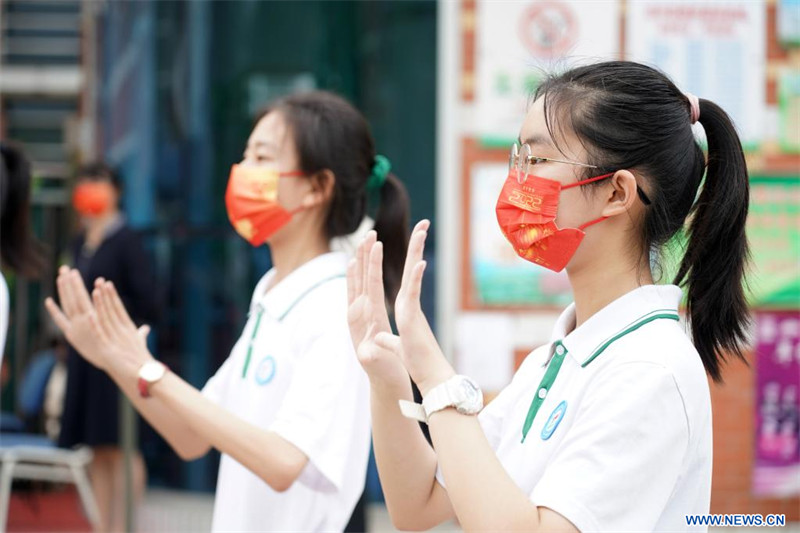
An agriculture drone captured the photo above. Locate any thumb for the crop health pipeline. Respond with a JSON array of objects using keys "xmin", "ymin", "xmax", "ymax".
[
  {"xmin": 138, "ymin": 324, "xmax": 151, "ymax": 342},
  {"xmin": 374, "ymin": 332, "xmax": 402, "ymax": 354}
]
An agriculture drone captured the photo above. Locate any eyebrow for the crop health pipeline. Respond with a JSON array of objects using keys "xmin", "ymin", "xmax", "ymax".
[
  {"xmin": 248, "ymin": 140, "xmax": 280, "ymax": 152},
  {"xmin": 517, "ymin": 134, "xmax": 556, "ymax": 149}
]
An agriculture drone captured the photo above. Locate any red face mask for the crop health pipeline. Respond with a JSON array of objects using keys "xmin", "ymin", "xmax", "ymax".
[
  {"xmin": 495, "ymin": 170, "xmax": 613, "ymax": 272},
  {"xmin": 225, "ymin": 164, "xmax": 305, "ymax": 247},
  {"xmin": 72, "ymin": 182, "xmax": 115, "ymax": 217}
]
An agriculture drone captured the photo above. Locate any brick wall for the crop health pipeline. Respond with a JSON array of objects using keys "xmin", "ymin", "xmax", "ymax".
[{"xmin": 710, "ymin": 356, "xmax": 799, "ymax": 519}]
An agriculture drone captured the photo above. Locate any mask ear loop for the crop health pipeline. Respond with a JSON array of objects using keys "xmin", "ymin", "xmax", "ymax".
[
  {"xmin": 561, "ymin": 172, "xmax": 615, "ymax": 231},
  {"xmin": 278, "ymin": 170, "xmax": 312, "ymax": 215},
  {"xmin": 560, "ymin": 172, "xmax": 615, "ymax": 190},
  {"xmin": 578, "ymin": 216, "xmax": 608, "ymax": 230}
]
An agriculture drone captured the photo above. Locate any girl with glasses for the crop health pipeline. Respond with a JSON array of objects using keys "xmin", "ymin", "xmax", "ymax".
[{"xmin": 350, "ymin": 61, "xmax": 749, "ymax": 532}]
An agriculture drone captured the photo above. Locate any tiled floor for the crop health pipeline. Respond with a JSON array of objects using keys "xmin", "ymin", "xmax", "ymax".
[
  {"xmin": 137, "ymin": 489, "xmax": 461, "ymax": 532},
  {"xmin": 136, "ymin": 490, "xmax": 800, "ymax": 533},
  {"xmin": 7, "ymin": 487, "xmax": 799, "ymax": 532}
]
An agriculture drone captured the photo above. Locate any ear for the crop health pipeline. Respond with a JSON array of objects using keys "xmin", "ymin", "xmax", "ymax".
[
  {"xmin": 600, "ymin": 170, "xmax": 641, "ymax": 218},
  {"xmin": 300, "ymin": 169, "xmax": 336, "ymax": 209}
]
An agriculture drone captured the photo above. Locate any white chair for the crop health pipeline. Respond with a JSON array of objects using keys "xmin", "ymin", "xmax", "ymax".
[
  {"xmin": 0, "ymin": 441, "xmax": 100, "ymax": 531},
  {"xmin": 0, "ymin": 351, "xmax": 100, "ymax": 531}
]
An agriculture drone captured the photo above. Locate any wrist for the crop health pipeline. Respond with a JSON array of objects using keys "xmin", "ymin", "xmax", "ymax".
[
  {"xmin": 370, "ymin": 377, "xmax": 413, "ymax": 403},
  {"xmin": 137, "ymin": 360, "xmax": 168, "ymax": 398},
  {"xmin": 108, "ymin": 351, "xmax": 152, "ymax": 380},
  {"xmin": 417, "ymin": 367, "xmax": 456, "ymax": 397}
]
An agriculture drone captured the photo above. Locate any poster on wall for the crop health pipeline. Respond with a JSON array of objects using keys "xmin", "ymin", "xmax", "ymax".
[
  {"xmin": 626, "ymin": 1, "xmax": 766, "ymax": 150},
  {"xmin": 779, "ymin": 71, "xmax": 800, "ymax": 153},
  {"xmin": 475, "ymin": 0, "xmax": 620, "ymax": 145},
  {"xmin": 659, "ymin": 177, "xmax": 799, "ymax": 308},
  {"xmin": 746, "ymin": 177, "xmax": 800, "ymax": 308},
  {"xmin": 468, "ymin": 162, "xmax": 573, "ymax": 308},
  {"xmin": 778, "ymin": 0, "xmax": 800, "ymax": 47},
  {"xmin": 753, "ymin": 311, "xmax": 800, "ymax": 498}
]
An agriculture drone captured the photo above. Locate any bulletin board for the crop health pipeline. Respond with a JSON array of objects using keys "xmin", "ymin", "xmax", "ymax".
[{"xmin": 458, "ymin": 0, "xmax": 800, "ymax": 312}]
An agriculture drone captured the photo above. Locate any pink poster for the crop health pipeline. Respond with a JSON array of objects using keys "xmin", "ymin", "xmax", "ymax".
[{"xmin": 753, "ymin": 311, "xmax": 800, "ymax": 497}]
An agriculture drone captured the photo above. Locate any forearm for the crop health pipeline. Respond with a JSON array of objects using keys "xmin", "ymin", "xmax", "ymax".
[
  {"xmin": 150, "ymin": 372, "xmax": 308, "ymax": 492},
  {"xmin": 428, "ymin": 410, "xmax": 550, "ymax": 532},
  {"xmin": 370, "ymin": 379, "xmax": 453, "ymax": 529},
  {"xmin": 104, "ymin": 361, "xmax": 211, "ymax": 460}
]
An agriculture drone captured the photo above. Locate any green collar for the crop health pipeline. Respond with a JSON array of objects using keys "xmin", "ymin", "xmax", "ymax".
[{"xmin": 521, "ymin": 311, "xmax": 679, "ymax": 443}]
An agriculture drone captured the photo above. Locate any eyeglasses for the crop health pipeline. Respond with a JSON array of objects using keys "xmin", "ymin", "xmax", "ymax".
[
  {"xmin": 509, "ymin": 143, "xmax": 604, "ymax": 183},
  {"xmin": 508, "ymin": 143, "xmax": 652, "ymax": 205}
]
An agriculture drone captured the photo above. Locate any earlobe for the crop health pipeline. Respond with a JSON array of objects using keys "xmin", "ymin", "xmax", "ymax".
[{"xmin": 601, "ymin": 170, "xmax": 639, "ymax": 217}]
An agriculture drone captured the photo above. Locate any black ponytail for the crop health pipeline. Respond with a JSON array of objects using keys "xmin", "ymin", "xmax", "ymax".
[
  {"xmin": 373, "ymin": 173, "xmax": 410, "ymax": 304},
  {"xmin": 260, "ymin": 91, "xmax": 410, "ymax": 304},
  {"xmin": 535, "ymin": 61, "xmax": 750, "ymax": 382},
  {"xmin": 0, "ymin": 143, "xmax": 44, "ymax": 277},
  {"xmin": 673, "ymin": 99, "xmax": 751, "ymax": 381}
]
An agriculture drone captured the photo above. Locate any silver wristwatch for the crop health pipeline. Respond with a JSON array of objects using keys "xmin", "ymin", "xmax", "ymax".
[{"xmin": 399, "ymin": 375, "xmax": 483, "ymax": 423}]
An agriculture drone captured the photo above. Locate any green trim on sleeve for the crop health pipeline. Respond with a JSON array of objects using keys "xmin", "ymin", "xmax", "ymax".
[
  {"xmin": 581, "ymin": 312, "xmax": 679, "ymax": 368},
  {"xmin": 276, "ymin": 274, "xmax": 346, "ymax": 321}
]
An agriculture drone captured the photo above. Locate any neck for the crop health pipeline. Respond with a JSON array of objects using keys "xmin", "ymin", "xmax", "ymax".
[
  {"xmin": 84, "ymin": 211, "xmax": 119, "ymax": 242},
  {"xmin": 567, "ymin": 247, "xmax": 653, "ymax": 329},
  {"xmin": 268, "ymin": 230, "xmax": 330, "ymax": 286}
]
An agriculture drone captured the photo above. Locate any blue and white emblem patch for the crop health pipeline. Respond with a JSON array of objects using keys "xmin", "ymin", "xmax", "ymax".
[
  {"xmin": 541, "ymin": 400, "xmax": 567, "ymax": 440},
  {"xmin": 254, "ymin": 355, "xmax": 276, "ymax": 386}
]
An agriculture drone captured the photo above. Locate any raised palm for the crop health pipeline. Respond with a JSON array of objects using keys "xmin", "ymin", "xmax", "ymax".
[
  {"xmin": 348, "ymin": 220, "xmax": 454, "ymax": 394},
  {"xmin": 346, "ymin": 231, "xmax": 407, "ymax": 387},
  {"xmin": 392, "ymin": 221, "xmax": 453, "ymax": 395},
  {"xmin": 46, "ymin": 267, "xmax": 151, "ymax": 374}
]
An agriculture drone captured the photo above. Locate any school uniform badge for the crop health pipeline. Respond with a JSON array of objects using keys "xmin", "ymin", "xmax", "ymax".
[
  {"xmin": 255, "ymin": 355, "xmax": 276, "ymax": 385},
  {"xmin": 541, "ymin": 401, "xmax": 567, "ymax": 440}
]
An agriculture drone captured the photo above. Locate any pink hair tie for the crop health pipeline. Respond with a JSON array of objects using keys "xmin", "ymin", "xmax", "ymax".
[{"xmin": 685, "ymin": 92, "xmax": 700, "ymax": 124}]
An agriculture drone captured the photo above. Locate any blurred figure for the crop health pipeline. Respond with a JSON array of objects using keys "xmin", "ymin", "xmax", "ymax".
[
  {"xmin": 57, "ymin": 162, "xmax": 157, "ymax": 532},
  {"xmin": 0, "ymin": 143, "xmax": 44, "ymax": 366},
  {"xmin": 0, "ymin": 142, "xmax": 44, "ymax": 415}
]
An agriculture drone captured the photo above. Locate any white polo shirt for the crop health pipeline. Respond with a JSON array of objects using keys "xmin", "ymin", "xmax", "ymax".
[
  {"xmin": 440, "ymin": 284, "xmax": 712, "ymax": 532},
  {"xmin": 202, "ymin": 252, "xmax": 371, "ymax": 532}
]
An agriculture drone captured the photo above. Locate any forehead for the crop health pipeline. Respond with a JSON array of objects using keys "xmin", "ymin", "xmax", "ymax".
[
  {"xmin": 519, "ymin": 96, "xmax": 586, "ymax": 160},
  {"xmin": 248, "ymin": 111, "xmax": 291, "ymax": 149}
]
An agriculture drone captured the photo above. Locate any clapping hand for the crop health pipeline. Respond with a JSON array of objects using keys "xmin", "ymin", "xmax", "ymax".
[
  {"xmin": 46, "ymin": 267, "xmax": 152, "ymax": 376},
  {"xmin": 347, "ymin": 220, "xmax": 455, "ymax": 395}
]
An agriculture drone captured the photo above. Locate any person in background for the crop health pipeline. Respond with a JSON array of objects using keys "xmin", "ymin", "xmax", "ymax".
[
  {"xmin": 0, "ymin": 143, "xmax": 44, "ymax": 367},
  {"xmin": 57, "ymin": 162, "xmax": 158, "ymax": 532},
  {"xmin": 0, "ymin": 141, "xmax": 45, "ymax": 417}
]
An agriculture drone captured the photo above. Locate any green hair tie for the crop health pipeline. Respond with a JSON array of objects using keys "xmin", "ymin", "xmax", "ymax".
[{"xmin": 367, "ymin": 154, "xmax": 391, "ymax": 191}]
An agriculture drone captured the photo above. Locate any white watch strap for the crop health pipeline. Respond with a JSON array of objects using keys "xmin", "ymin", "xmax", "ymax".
[
  {"xmin": 422, "ymin": 382, "xmax": 452, "ymax": 418},
  {"xmin": 399, "ymin": 399, "xmax": 427, "ymax": 422}
]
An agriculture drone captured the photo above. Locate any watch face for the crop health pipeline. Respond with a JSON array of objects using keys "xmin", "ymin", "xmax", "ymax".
[
  {"xmin": 459, "ymin": 380, "xmax": 479, "ymax": 402},
  {"xmin": 453, "ymin": 376, "xmax": 483, "ymax": 414},
  {"xmin": 140, "ymin": 362, "xmax": 164, "ymax": 381}
]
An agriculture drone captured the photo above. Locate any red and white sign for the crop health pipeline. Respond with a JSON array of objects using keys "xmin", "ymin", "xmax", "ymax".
[{"xmin": 475, "ymin": 0, "xmax": 620, "ymax": 142}]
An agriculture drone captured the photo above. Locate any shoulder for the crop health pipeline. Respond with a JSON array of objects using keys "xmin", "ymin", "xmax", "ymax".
[
  {"xmin": 588, "ymin": 319, "xmax": 710, "ymax": 437},
  {"xmin": 111, "ymin": 225, "xmax": 143, "ymax": 245},
  {"xmin": 289, "ymin": 276, "xmax": 348, "ymax": 329},
  {"xmin": 606, "ymin": 318, "xmax": 706, "ymax": 388}
]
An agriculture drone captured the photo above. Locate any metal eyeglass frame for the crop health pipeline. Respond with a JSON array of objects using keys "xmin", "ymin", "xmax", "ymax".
[{"xmin": 508, "ymin": 143, "xmax": 651, "ymax": 205}]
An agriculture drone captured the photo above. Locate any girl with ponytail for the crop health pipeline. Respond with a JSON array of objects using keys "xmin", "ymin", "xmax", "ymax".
[
  {"xmin": 46, "ymin": 91, "xmax": 409, "ymax": 532},
  {"xmin": 349, "ymin": 61, "xmax": 749, "ymax": 532}
]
